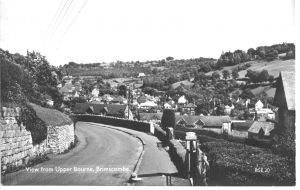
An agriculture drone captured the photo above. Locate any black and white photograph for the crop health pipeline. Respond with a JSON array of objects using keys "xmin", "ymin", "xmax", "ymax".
[{"xmin": 0, "ymin": 0, "xmax": 297, "ymax": 187}]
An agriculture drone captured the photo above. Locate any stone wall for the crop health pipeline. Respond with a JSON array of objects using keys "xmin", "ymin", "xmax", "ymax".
[
  {"xmin": 0, "ymin": 107, "xmax": 34, "ymax": 173},
  {"xmin": 47, "ymin": 124, "xmax": 75, "ymax": 154},
  {"xmin": 1, "ymin": 107, "xmax": 75, "ymax": 174}
]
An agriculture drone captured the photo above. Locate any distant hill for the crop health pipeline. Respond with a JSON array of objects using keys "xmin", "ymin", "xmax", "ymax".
[{"xmin": 206, "ymin": 59, "xmax": 295, "ymax": 79}]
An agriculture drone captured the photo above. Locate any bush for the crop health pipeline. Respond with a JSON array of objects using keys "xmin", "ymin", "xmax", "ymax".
[{"xmin": 20, "ymin": 104, "xmax": 47, "ymax": 145}]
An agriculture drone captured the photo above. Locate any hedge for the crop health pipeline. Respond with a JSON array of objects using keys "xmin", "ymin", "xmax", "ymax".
[
  {"xmin": 201, "ymin": 141, "xmax": 295, "ymax": 186},
  {"xmin": 73, "ymin": 114, "xmax": 151, "ymax": 133},
  {"xmin": 168, "ymin": 140, "xmax": 187, "ymax": 177}
]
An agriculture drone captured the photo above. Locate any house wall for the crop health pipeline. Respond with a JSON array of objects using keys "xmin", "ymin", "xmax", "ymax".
[{"xmin": 200, "ymin": 127, "xmax": 222, "ymax": 134}]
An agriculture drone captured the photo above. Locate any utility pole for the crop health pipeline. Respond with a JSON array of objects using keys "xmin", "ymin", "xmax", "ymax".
[{"xmin": 127, "ymin": 85, "xmax": 130, "ymax": 119}]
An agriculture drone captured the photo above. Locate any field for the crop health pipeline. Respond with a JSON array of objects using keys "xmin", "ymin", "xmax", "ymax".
[{"xmin": 206, "ymin": 59, "xmax": 295, "ymax": 78}]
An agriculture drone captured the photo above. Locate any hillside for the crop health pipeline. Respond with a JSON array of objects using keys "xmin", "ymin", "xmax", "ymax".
[{"xmin": 206, "ymin": 59, "xmax": 295, "ymax": 79}]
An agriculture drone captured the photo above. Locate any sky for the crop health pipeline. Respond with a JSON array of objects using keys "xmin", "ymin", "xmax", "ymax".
[{"xmin": 0, "ymin": 0, "xmax": 296, "ymax": 66}]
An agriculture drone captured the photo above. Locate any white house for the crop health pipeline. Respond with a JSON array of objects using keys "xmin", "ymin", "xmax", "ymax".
[
  {"xmin": 245, "ymin": 99, "xmax": 251, "ymax": 108},
  {"xmin": 255, "ymin": 100, "xmax": 264, "ymax": 110},
  {"xmin": 224, "ymin": 104, "xmax": 235, "ymax": 114},
  {"xmin": 164, "ymin": 102, "xmax": 172, "ymax": 109},
  {"xmin": 139, "ymin": 101, "xmax": 157, "ymax": 108},
  {"xmin": 74, "ymin": 91, "xmax": 79, "ymax": 98},
  {"xmin": 256, "ymin": 108, "xmax": 275, "ymax": 121},
  {"xmin": 91, "ymin": 88, "xmax": 99, "ymax": 97},
  {"xmin": 178, "ymin": 95, "xmax": 187, "ymax": 104},
  {"xmin": 138, "ymin": 73, "xmax": 146, "ymax": 77}
]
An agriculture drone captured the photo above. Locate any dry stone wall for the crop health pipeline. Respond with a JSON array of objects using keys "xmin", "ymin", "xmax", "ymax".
[
  {"xmin": 0, "ymin": 107, "xmax": 34, "ymax": 173},
  {"xmin": 47, "ymin": 124, "xmax": 75, "ymax": 154},
  {"xmin": 1, "ymin": 107, "xmax": 75, "ymax": 174}
]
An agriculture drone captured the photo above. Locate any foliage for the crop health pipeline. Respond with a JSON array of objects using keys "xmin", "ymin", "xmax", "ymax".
[
  {"xmin": 211, "ymin": 71, "xmax": 220, "ymax": 82},
  {"xmin": 19, "ymin": 103, "xmax": 48, "ymax": 145},
  {"xmin": 0, "ymin": 49, "xmax": 62, "ymax": 108},
  {"xmin": 217, "ymin": 43, "xmax": 295, "ymax": 68},
  {"xmin": 202, "ymin": 141, "xmax": 295, "ymax": 185},
  {"xmin": 118, "ymin": 85, "xmax": 127, "ymax": 97},
  {"xmin": 222, "ymin": 70, "xmax": 230, "ymax": 80},
  {"xmin": 161, "ymin": 109, "xmax": 175, "ymax": 130},
  {"xmin": 245, "ymin": 69, "xmax": 274, "ymax": 84},
  {"xmin": 231, "ymin": 69, "xmax": 239, "ymax": 79}
]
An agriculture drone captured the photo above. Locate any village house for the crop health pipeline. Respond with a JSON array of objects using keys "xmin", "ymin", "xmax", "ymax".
[
  {"xmin": 59, "ymin": 83, "xmax": 77, "ymax": 101},
  {"xmin": 182, "ymin": 103, "xmax": 197, "ymax": 115},
  {"xmin": 177, "ymin": 95, "xmax": 187, "ymax": 105},
  {"xmin": 91, "ymin": 87, "xmax": 99, "ymax": 98},
  {"xmin": 101, "ymin": 94, "xmax": 114, "ymax": 103},
  {"xmin": 248, "ymin": 121, "xmax": 275, "ymax": 143},
  {"xmin": 255, "ymin": 108, "xmax": 275, "ymax": 121},
  {"xmin": 175, "ymin": 115, "xmax": 202, "ymax": 128},
  {"xmin": 230, "ymin": 120, "xmax": 255, "ymax": 139},
  {"xmin": 224, "ymin": 104, "xmax": 235, "ymax": 115},
  {"xmin": 175, "ymin": 115, "xmax": 231, "ymax": 134},
  {"xmin": 164, "ymin": 102, "xmax": 177, "ymax": 110},
  {"xmin": 111, "ymin": 96, "xmax": 126, "ymax": 104},
  {"xmin": 139, "ymin": 101, "xmax": 158, "ymax": 109},
  {"xmin": 138, "ymin": 73, "xmax": 146, "ymax": 78},
  {"xmin": 273, "ymin": 71, "xmax": 295, "ymax": 137},
  {"xmin": 138, "ymin": 112, "xmax": 163, "ymax": 123},
  {"xmin": 72, "ymin": 103, "xmax": 133, "ymax": 119},
  {"xmin": 137, "ymin": 95, "xmax": 147, "ymax": 104},
  {"xmin": 255, "ymin": 100, "xmax": 264, "ymax": 110}
]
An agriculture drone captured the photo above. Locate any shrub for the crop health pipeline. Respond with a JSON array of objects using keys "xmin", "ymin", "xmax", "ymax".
[{"xmin": 19, "ymin": 104, "xmax": 47, "ymax": 145}]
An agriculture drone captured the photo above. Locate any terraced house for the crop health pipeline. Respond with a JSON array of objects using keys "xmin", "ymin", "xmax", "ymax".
[{"xmin": 72, "ymin": 103, "xmax": 133, "ymax": 119}]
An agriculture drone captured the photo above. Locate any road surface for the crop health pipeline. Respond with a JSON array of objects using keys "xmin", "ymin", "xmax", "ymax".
[{"xmin": 1, "ymin": 122, "xmax": 142, "ymax": 185}]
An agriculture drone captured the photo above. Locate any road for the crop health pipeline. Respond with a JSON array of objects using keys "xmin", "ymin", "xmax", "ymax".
[{"xmin": 1, "ymin": 122, "xmax": 142, "ymax": 185}]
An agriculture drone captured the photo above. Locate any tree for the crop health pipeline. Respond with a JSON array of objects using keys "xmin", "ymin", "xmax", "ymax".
[
  {"xmin": 240, "ymin": 89, "xmax": 254, "ymax": 99},
  {"xmin": 181, "ymin": 72, "xmax": 191, "ymax": 80},
  {"xmin": 212, "ymin": 71, "xmax": 220, "ymax": 82},
  {"xmin": 243, "ymin": 110, "xmax": 250, "ymax": 120},
  {"xmin": 222, "ymin": 70, "xmax": 230, "ymax": 80},
  {"xmin": 166, "ymin": 56, "xmax": 174, "ymax": 61},
  {"xmin": 161, "ymin": 109, "xmax": 175, "ymax": 130},
  {"xmin": 231, "ymin": 69, "xmax": 239, "ymax": 80},
  {"xmin": 194, "ymin": 72, "xmax": 207, "ymax": 86},
  {"xmin": 199, "ymin": 63, "xmax": 212, "ymax": 73},
  {"xmin": 152, "ymin": 68, "xmax": 159, "ymax": 75},
  {"xmin": 167, "ymin": 75, "xmax": 179, "ymax": 85},
  {"xmin": 118, "ymin": 85, "xmax": 127, "ymax": 97},
  {"xmin": 247, "ymin": 48, "xmax": 256, "ymax": 58},
  {"xmin": 258, "ymin": 70, "xmax": 269, "ymax": 82},
  {"xmin": 268, "ymin": 75, "xmax": 275, "ymax": 83},
  {"xmin": 246, "ymin": 69, "xmax": 259, "ymax": 83}
]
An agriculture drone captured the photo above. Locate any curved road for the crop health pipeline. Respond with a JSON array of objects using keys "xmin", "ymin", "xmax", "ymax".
[{"xmin": 1, "ymin": 122, "xmax": 142, "ymax": 185}]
